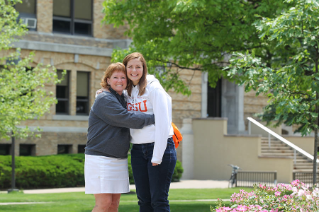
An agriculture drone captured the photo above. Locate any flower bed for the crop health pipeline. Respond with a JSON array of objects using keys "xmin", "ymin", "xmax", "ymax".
[{"xmin": 212, "ymin": 180, "xmax": 319, "ymax": 212}]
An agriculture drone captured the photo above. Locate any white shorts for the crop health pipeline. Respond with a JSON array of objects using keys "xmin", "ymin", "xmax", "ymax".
[{"xmin": 84, "ymin": 154, "xmax": 130, "ymax": 194}]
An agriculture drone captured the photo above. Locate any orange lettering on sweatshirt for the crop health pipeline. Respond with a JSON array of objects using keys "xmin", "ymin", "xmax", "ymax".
[
  {"xmin": 138, "ymin": 100, "xmax": 148, "ymax": 112},
  {"xmin": 127, "ymin": 103, "xmax": 133, "ymax": 111},
  {"xmin": 127, "ymin": 100, "xmax": 148, "ymax": 112}
]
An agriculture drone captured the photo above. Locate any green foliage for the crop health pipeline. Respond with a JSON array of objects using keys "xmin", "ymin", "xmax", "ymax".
[
  {"xmin": 0, "ymin": 154, "xmax": 183, "ymax": 189},
  {"xmin": 226, "ymin": 0, "xmax": 319, "ymax": 136},
  {"xmin": 0, "ymin": 154, "xmax": 85, "ymax": 189},
  {"xmin": 0, "ymin": 0, "xmax": 25, "ymax": 50},
  {"xmin": 172, "ymin": 159, "xmax": 184, "ymax": 182},
  {"xmin": 127, "ymin": 154, "xmax": 134, "ymax": 184},
  {"xmin": 102, "ymin": 0, "xmax": 291, "ymax": 92},
  {"xmin": 0, "ymin": 0, "xmax": 60, "ymax": 140}
]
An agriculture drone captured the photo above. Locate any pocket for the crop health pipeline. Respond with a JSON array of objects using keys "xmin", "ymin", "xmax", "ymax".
[{"xmin": 165, "ymin": 138, "xmax": 175, "ymax": 152}]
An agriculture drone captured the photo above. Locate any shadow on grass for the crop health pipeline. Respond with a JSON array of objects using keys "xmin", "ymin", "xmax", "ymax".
[
  {"xmin": 119, "ymin": 202, "xmax": 227, "ymax": 212},
  {"xmin": 0, "ymin": 201, "xmax": 229, "ymax": 212}
]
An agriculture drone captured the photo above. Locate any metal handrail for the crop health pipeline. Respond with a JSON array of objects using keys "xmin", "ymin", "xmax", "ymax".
[{"xmin": 247, "ymin": 117, "xmax": 319, "ymax": 163}]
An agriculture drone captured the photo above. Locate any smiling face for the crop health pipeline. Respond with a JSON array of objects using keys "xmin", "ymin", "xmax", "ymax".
[
  {"xmin": 107, "ymin": 70, "xmax": 127, "ymax": 95},
  {"xmin": 126, "ymin": 58, "xmax": 144, "ymax": 85}
]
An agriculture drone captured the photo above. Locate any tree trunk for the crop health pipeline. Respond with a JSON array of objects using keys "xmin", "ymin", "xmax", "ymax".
[
  {"xmin": 313, "ymin": 49, "xmax": 319, "ymax": 186},
  {"xmin": 313, "ymin": 97, "xmax": 318, "ymax": 186}
]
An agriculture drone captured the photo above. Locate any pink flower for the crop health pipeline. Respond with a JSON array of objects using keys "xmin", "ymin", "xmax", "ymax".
[
  {"xmin": 275, "ymin": 191, "xmax": 281, "ymax": 196},
  {"xmin": 254, "ymin": 205, "xmax": 262, "ymax": 210},
  {"xmin": 313, "ymin": 188, "xmax": 319, "ymax": 197},
  {"xmin": 291, "ymin": 179, "xmax": 300, "ymax": 186},
  {"xmin": 236, "ymin": 205, "xmax": 247, "ymax": 211},
  {"xmin": 216, "ymin": 207, "xmax": 232, "ymax": 212},
  {"xmin": 298, "ymin": 189, "xmax": 305, "ymax": 196}
]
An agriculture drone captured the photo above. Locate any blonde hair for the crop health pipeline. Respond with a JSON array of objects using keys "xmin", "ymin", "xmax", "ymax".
[
  {"xmin": 122, "ymin": 52, "xmax": 148, "ymax": 96},
  {"xmin": 100, "ymin": 62, "xmax": 126, "ymax": 89}
]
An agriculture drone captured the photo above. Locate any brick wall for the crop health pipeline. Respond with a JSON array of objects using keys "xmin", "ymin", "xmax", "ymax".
[
  {"xmin": 37, "ymin": 0, "xmax": 53, "ymax": 33},
  {"xmin": 93, "ymin": 0, "xmax": 129, "ymax": 39}
]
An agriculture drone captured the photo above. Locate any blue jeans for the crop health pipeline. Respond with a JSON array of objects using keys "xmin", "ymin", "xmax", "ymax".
[{"xmin": 131, "ymin": 137, "xmax": 177, "ymax": 212}]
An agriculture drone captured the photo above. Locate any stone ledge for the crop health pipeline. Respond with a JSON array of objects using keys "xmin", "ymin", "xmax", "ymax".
[
  {"xmin": 192, "ymin": 117, "xmax": 228, "ymax": 121},
  {"xmin": 26, "ymin": 126, "xmax": 88, "ymax": 133},
  {"xmin": 53, "ymin": 115, "xmax": 89, "ymax": 121},
  {"xmin": 11, "ymin": 40, "xmax": 114, "ymax": 57},
  {"xmin": 225, "ymin": 134, "xmax": 262, "ymax": 138},
  {"xmin": 258, "ymin": 155, "xmax": 293, "ymax": 159}
]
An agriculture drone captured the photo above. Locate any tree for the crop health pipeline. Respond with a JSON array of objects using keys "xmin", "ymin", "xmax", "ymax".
[
  {"xmin": 225, "ymin": 0, "xmax": 319, "ymax": 185},
  {"xmin": 102, "ymin": 0, "xmax": 291, "ymax": 93},
  {"xmin": 0, "ymin": 0, "xmax": 59, "ymax": 140}
]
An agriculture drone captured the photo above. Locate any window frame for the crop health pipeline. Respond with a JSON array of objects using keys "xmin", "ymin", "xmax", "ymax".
[
  {"xmin": 76, "ymin": 71, "xmax": 90, "ymax": 115},
  {"xmin": 57, "ymin": 144, "xmax": 72, "ymax": 154},
  {"xmin": 56, "ymin": 70, "xmax": 70, "ymax": 115},
  {"xmin": 15, "ymin": 0, "xmax": 37, "ymax": 31},
  {"xmin": 77, "ymin": 144, "xmax": 86, "ymax": 153},
  {"xmin": 52, "ymin": 0, "xmax": 93, "ymax": 36},
  {"xmin": 207, "ymin": 78, "xmax": 222, "ymax": 118},
  {"xmin": 0, "ymin": 144, "xmax": 12, "ymax": 155},
  {"xmin": 19, "ymin": 144, "xmax": 36, "ymax": 156}
]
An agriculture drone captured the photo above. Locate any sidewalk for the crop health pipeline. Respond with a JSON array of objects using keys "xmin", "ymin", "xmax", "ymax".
[{"xmin": 18, "ymin": 180, "xmax": 229, "ymax": 194}]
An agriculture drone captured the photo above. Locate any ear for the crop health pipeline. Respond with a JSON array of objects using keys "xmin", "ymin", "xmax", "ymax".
[{"xmin": 106, "ymin": 78, "xmax": 110, "ymax": 85}]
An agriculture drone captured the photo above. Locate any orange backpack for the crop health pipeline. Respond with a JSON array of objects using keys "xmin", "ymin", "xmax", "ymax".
[{"xmin": 172, "ymin": 122, "xmax": 182, "ymax": 149}]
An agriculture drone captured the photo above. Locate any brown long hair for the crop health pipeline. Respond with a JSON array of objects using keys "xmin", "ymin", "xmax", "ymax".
[
  {"xmin": 100, "ymin": 62, "xmax": 126, "ymax": 89},
  {"xmin": 122, "ymin": 52, "xmax": 148, "ymax": 96}
]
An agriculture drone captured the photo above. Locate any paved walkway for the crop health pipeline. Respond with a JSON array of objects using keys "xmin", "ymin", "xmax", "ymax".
[
  {"xmin": 23, "ymin": 180, "xmax": 229, "ymax": 194},
  {"xmin": 0, "ymin": 180, "xmax": 230, "ymax": 205},
  {"xmin": 1, "ymin": 180, "xmax": 229, "ymax": 194}
]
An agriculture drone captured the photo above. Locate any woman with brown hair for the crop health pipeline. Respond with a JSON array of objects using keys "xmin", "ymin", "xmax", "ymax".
[{"xmin": 123, "ymin": 52, "xmax": 176, "ymax": 212}]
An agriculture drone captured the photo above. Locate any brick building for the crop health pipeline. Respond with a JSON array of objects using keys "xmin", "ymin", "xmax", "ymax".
[{"xmin": 0, "ymin": 0, "xmax": 269, "ymax": 160}]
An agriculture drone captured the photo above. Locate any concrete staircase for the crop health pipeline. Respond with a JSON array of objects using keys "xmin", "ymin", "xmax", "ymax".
[{"xmin": 261, "ymin": 138, "xmax": 318, "ymax": 172}]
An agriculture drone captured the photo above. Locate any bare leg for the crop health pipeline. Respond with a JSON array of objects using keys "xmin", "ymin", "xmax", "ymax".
[
  {"xmin": 109, "ymin": 194, "xmax": 121, "ymax": 212},
  {"xmin": 92, "ymin": 193, "xmax": 112, "ymax": 212}
]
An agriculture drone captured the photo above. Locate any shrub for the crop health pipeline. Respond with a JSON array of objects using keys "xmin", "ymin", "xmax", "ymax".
[
  {"xmin": 0, "ymin": 154, "xmax": 183, "ymax": 189},
  {"xmin": 212, "ymin": 179, "xmax": 319, "ymax": 212},
  {"xmin": 127, "ymin": 155, "xmax": 134, "ymax": 184},
  {"xmin": 0, "ymin": 154, "xmax": 85, "ymax": 189},
  {"xmin": 172, "ymin": 160, "xmax": 183, "ymax": 182}
]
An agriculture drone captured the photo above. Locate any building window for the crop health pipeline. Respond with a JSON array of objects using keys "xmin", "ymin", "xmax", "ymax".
[
  {"xmin": 19, "ymin": 144, "xmax": 36, "ymax": 156},
  {"xmin": 56, "ymin": 70, "xmax": 70, "ymax": 114},
  {"xmin": 0, "ymin": 144, "xmax": 11, "ymax": 155},
  {"xmin": 58, "ymin": 144, "xmax": 72, "ymax": 154},
  {"xmin": 207, "ymin": 78, "xmax": 222, "ymax": 117},
  {"xmin": 53, "ymin": 0, "xmax": 93, "ymax": 36},
  {"xmin": 77, "ymin": 145, "xmax": 86, "ymax": 153},
  {"xmin": 76, "ymin": 71, "xmax": 90, "ymax": 115},
  {"xmin": 15, "ymin": 0, "xmax": 37, "ymax": 31}
]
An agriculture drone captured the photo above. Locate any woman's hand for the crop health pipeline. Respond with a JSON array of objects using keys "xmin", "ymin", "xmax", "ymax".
[
  {"xmin": 152, "ymin": 163, "xmax": 159, "ymax": 166},
  {"xmin": 96, "ymin": 88, "xmax": 109, "ymax": 96}
]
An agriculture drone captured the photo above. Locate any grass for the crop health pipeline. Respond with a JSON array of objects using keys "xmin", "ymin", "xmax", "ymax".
[{"xmin": 0, "ymin": 188, "xmax": 254, "ymax": 212}]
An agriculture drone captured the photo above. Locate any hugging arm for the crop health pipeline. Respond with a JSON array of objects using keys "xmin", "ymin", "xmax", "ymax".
[{"xmin": 92, "ymin": 96, "xmax": 154, "ymax": 129}]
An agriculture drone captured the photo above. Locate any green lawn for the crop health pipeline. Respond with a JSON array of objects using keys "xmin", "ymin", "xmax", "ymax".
[{"xmin": 0, "ymin": 188, "xmax": 253, "ymax": 212}]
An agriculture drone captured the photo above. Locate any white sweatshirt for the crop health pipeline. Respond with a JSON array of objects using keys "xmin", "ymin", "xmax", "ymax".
[{"xmin": 126, "ymin": 75, "xmax": 174, "ymax": 164}]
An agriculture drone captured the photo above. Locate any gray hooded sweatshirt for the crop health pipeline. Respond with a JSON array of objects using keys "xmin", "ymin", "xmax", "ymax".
[{"xmin": 85, "ymin": 89, "xmax": 155, "ymax": 158}]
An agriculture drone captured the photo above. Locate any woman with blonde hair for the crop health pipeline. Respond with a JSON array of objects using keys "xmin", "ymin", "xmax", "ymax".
[
  {"xmin": 96, "ymin": 54, "xmax": 176, "ymax": 212},
  {"xmin": 85, "ymin": 62, "xmax": 155, "ymax": 212}
]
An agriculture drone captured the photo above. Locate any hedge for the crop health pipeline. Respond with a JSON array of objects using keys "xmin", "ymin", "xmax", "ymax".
[{"xmin": 0, "ymin": 154, "xmax": 184, "ymax": 189}]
